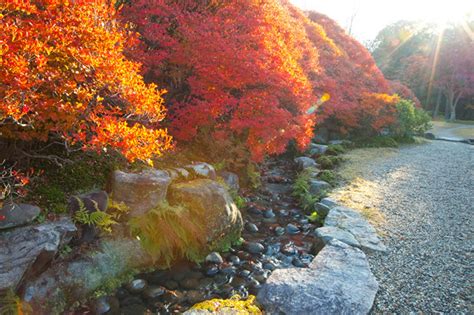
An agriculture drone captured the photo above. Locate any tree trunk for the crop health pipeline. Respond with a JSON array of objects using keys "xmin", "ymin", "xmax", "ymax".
[
  {"xmin": 449, "ymin": 105, "xmax": 456, "ymax": 121},
  {"xmin": 433, "ymin": 90, "xmax": 442, "ymax": 118}
]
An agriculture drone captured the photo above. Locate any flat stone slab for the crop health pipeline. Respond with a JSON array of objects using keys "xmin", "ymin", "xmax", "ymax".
[
  {"xmin": 315, "ymin": 226, "xmax": 360, "ymax": 247},
  {"xmin": 0, "ymin": 203, "xmax": 41, "ymax": 230},
  {"xmin": 324, "ymin": 206, "xmax": 386, "ymax": 252},
  {"xmin": 257, "ymin": 240, "xmax": 378, "ymax": 314},
  {"xmin": 0, "ymin": 217, "xmax": 76, "ymax": 291}
]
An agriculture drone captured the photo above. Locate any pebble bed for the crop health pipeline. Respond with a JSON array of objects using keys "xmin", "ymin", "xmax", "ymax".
[
  {"xmin": 353, "ymin": 141, "xmax": 473, "ymax": 314},
  {"xmin": 96, "ymin": 158, "xmax": 324, "ymax": 314}
]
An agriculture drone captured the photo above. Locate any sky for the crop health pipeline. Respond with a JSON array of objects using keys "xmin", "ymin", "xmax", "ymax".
[{"xmin": 290, "ymin": 0, "xmax": 474, "ymax": 43}]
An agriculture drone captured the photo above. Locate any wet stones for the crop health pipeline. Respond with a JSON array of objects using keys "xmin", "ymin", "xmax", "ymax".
[
  {"xmin": 245, "ymin": 242, "xmax": 265, "ymax": 254},
  {"xmin": 126, "ymin": 279, "xmax": 147, "ymax": 293},
  {"xmin": 205, "ymin": 252, "xmax": 224, "ymax": 264},
  {"xmin": 245, "ymin": 222, "xmax": 259, "ymax": 233},
  {"xmin": 286, "ymin": 223, "xmax": 300, "ymax": 235}
]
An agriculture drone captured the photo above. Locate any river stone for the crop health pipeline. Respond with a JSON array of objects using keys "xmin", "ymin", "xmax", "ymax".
[
  {"xmin": 294, "ymin": 157, "xmax": 317, "ymax": 171},
  {"xmin": 110, "ymin": 169, "xmax": 171, "ymax": 217},
  {"xmin": 185, "ymin": 163, "xmax": 217, "ymax": 180},
  {"xmin": 0, "ymin": 203, "xmax": 41, "ymax": 230},
  {"xmin": 245, "ymin": 242, "xmax": 265, "ymax": 254},
  {"xmin": 315, "ymin": 226, "xmax": 360, "ymax": 247},
  {"xmin": 309, "ymin": 179, "xmax": 331, "ymax": 195},
  {"xmin": 205, "ymin": 252, "xmax": 224, "ymax": 264},
  {"xmin": 168, "ymin": 179, "xmax": 243, "ymax": 247},
  {"xmin": 324, "ymin": 206, "xmax": 386, "ymax": 252},
  {"xmin": 320, "ymin": 197, "xmax": 338, "ymax": 209},
  {"xmin": 218, "ymin": 171, "xmax": 240, "ymax": 191},
  {"xmin": 0, "ymin": 217, "xmax": 77, "ymax": 291},
  {"xmin": 257, "ymin": 240, "xmax": 378, "ymax": 315},
  {"xmin": 309, "ymin": 143, "xmax": 329, "ymax": 155}
]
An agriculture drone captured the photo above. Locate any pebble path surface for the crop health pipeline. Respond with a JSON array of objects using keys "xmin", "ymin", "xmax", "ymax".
[{"xmin": 358, "ymin": 141, "xmax": 473, "ymax": 314}]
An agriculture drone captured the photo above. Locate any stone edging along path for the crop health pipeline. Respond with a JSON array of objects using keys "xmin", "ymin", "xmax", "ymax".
[{"xmin": 257, "ymin": 195, "xmax": 387, "ymax": 314}]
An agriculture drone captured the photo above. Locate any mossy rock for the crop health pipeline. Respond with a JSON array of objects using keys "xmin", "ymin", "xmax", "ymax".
[{"xmin": 185, "ymin": 295, "xmax": 262, "ymax": 314}]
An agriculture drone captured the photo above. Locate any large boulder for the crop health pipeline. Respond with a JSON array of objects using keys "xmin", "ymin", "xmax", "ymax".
[
  {"xmin": 0, "ymin": 203, "xmax": 41, "ymax": 230},
  {"xmin": 0, "ymin": 217, "xmax": 76, "ymax": 291},
  {"xmin": 324, "ymin": 206, "xmax": 386, "ymax": 252},
  {"xmin": 168, "ymin": 179, "xmax": 243, "ymax": 247},
  {"xmin": 257, "ymin": 240, "xmax": 378, "ymax": 315},
  {"xmin": 110, "ymin": 169, "xmax": 171, "ymax": 217}
]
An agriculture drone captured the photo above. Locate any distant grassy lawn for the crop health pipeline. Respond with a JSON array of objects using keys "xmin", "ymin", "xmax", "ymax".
[
  {"xmin": 430, "ymin": 120, "xmax": 474, "ymax": 139},
  {"xmin": 432, "ymin": 117, "xmax": 474, "ymax": 125}
]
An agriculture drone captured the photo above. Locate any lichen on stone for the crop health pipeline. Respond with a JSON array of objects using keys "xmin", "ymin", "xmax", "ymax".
[{"xmin": 189, "ymin": 295, "xmax": 262, "ymax": 314}]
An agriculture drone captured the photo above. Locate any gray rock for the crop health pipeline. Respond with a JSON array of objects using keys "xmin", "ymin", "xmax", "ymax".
[
  {"xmin": 168, "ymin": 179, "xmax": 243, "ymax": 246},
  {"xmin": 165, "ymin": 169, "xmax": 180, "ymax": 181},
  {"xmin": 257, "ymin": 240, "xmax": 378, "ymax": 315},
  {"xmin": 126, "ymin": 278, "xmax": 147, "ymax": 293},
  {"xmin": 320, "ymin": 197, "xmax": 338, "ymax": 209},
  {"xmin": 274, "ymin": 226, "xmax": 285, "ymax": 236},
  {"xmin": 185, "ymin": 162, "xmax": 217, "ymax": 180},
  {"xmin": 22, "ymin": 237, "xmax": 154, "ymax": 313},
  {"xmin": 424, "ymin": 132, "xmax": 436, "ymax": 140},
  {"xmin": 309, "ymin": 179, "xmax": 331, "ymax": 195},
  {"xmin": 324, "ymin": 206, "xmax": 386, "ymax": 252},
  {"xmin": 286, "ymin": 223, "xmax": 300, "ymax": 235},
  {"xmin": 143, "ymin": 286, "xmax": 166, "ymax": 299},
  {"xmin": 245, "ymin": 222, "xmax": 259, "ymax": 233},
  {"xmin": 218, "ymin": 171, "xmax": 240, "ymax": 191},
  {"xmin": 205, "ymin": 252, "xmax": 224, "ymax": 264},
  {"xmin": 111, "ymin": 169, "xmax": 171, "ymax": 217},
  {"xmin": 315, "ymin": 226, "xmax": 361, "ymax": 247},
  {"xmin": 310, "ymin": 143, "xmax": 329, "ymax": 155},
  {"xmin": 0, "ymin": 203, "xmax": 41, "ymax": 230},
  {"xmin": 93, "ymin": 298, "xmax": 109, "ymax": 314},
  {"xmin": 314, "ymin": 202, "xmax": 332, "ymax": 217},
  {"xmin": 245, "ymin": 242, "xmax": 265, "ymax": 254},
  {"xmin": 0, "ymin": 217, "xmax": 76, "ymax": 291},
  {"xmin": 174, "ymin": 168, "xmax": 191, "ymax": 180},
  {"xmin": 294, "ymin": 157, "xmax": 317, "ymax": 171}
]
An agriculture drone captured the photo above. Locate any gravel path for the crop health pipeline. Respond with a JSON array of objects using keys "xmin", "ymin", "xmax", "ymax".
[{"xmin": 346, "ymin": 141, "xmax": 473, "ymax": 314}]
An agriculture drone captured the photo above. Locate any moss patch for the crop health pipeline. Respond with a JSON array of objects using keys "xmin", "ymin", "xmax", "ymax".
[{"xmin": 190, "ymin": 295, "xmax": 262, "ymax": 314}]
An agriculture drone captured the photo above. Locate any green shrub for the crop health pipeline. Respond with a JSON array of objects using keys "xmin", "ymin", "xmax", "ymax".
[
  {"xmin": 129, "ymin": 201, "xmax": 226, "ymax": 267},
  {"xmin": 27, "ymin": 151, "xmax": 124, "ymax": 214},
  {"xmin": 292, "ymin": 168, "xmax": 319, "ymax": 212},
  {"xmin": 316, "ymin": 156, "xmax": 333, "ymax": 169},
  {"xmin": 355, "ymin": 136, "xmax": 399, "ymax": 148},
  {"xmin": 394, "ymin": 99, "xmax": 432, "ymax": 137},
  {"xmin": 318, "ymin": 170, "xmax": 337, "ymax": 186},
  {"xmin": 326, "ymin": 144, "xmax": 346, "ymax": 156},
  {"xmin": 73, "ymin": 208, "xmax": 117, "ymax": 234}
]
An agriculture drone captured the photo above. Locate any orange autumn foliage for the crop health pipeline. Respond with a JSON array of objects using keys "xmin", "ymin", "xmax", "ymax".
[{"xmin": 0, "ymin": 0, "xmax": 172, "ymax": 164}]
